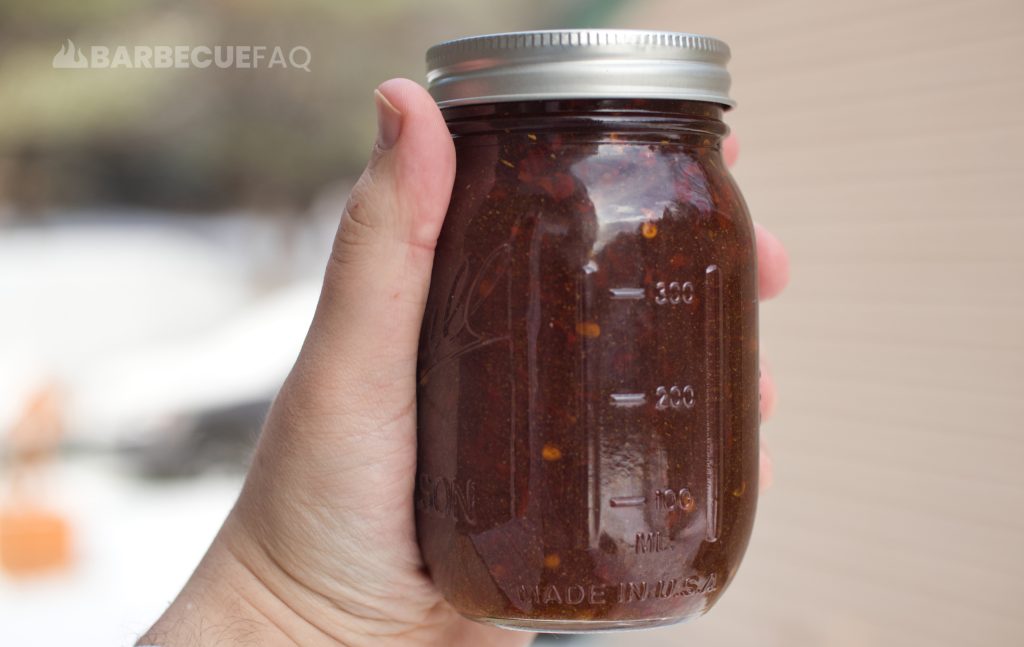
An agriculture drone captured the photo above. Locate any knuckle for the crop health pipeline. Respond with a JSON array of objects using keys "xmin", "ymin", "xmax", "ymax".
[{"xmin": 329, "ymin": 175, "xmax": 381, "ymax": 268}]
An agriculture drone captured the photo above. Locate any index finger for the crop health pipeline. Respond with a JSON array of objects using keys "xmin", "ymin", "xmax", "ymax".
[
  {"xmin": 725, "ymin": 134, "xmax": 790, "ymax": 300},
  {"xmin": 756, "ymin": 223, "xmax": 789, "ymax": 300}
]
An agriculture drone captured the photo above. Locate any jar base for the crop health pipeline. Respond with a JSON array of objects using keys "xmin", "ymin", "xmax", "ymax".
[{"xmin": 465, "ymin": 614, "xmax": 697, "ymax": 633}]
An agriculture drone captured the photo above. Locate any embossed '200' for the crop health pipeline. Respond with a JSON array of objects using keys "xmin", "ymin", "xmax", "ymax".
[{"xmin": 656, "ymin": 385, "xmax": 696, "ymax": 410}]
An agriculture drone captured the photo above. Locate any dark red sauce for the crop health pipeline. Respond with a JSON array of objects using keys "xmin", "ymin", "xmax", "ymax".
[{"xmin": 417, "ymin": 99, "xmax": 758, "ymax": 631}]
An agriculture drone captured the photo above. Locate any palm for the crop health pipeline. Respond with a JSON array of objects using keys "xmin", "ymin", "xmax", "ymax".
[{"xmin": 234, "ymin": 305, "xmax": 532, "ymax": 646}]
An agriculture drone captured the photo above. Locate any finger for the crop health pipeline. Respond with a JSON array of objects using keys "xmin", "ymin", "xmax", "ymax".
[
  {"xmin": 755, "ymin": 222, "xmax": 789, "ymax": 300},
  {"xmin": 759, "ymin": 359, "xmax": 777, "ymax": 421},
  {"xmin": 724, "ymin": 133, "xmax": 789, "ymax": 299},
  {"xmin": 300, "ymin": 78, "xmax": 456, "ymax": 394},
  {"xmin": 723, "ymin": 133, "xmax": 739, "ymax": 167},
  {"xmin": 759, "ymin": 446, "xmax": 773, "ymax": 490}
]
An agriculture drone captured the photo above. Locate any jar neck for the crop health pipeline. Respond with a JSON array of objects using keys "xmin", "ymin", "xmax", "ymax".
[{"xmin": 441, "ymin": 99, "xmax": 729, "ymax": 143}]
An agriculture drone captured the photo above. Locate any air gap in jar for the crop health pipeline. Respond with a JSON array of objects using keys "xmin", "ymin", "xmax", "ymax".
[{"xmin": 416, "ymin": 29, "xmax": 758, "ymax": 632}]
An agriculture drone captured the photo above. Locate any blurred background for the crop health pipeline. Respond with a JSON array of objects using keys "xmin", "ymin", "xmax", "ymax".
[{"xmin": 1, "ymin": 0, "xmax": 1022, "ymax": 645}]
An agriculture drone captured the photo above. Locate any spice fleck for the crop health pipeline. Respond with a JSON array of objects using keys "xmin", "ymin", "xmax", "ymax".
[
  {"xmin": 575, "ymin": 321, "xmax": 601, "ymax": 338},
  {"xmin": 542, "ymin": 444, "xmax": 563, "ymax": 461}
]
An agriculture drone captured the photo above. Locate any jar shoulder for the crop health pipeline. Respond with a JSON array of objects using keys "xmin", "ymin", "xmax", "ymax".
[{"xmin": 445, "ymin": 139, "xmax": 754, "ymax": 258}]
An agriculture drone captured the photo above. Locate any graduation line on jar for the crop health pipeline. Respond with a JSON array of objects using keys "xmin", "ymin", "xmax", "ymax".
[
  {"xmin": 609, "ymin": 392, "xmax": 646, "ymax": 408},
  {"xmin": 609, "ymin": 495, "xmax": 647, "ymax": 508},
  {"xmin": 608, "ymin": 287, "xmax": 645, "ymax": 300}
]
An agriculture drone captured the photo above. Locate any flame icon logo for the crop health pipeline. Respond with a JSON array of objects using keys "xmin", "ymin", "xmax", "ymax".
[{"xmin": 52, "ymin": 39, "xmax": 88, "ymax": 69}]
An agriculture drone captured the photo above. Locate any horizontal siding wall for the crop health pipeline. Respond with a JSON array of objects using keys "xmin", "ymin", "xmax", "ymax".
[{"xmin": 587, "ymin": 1, "xmax": 1024, "ymax": 645}]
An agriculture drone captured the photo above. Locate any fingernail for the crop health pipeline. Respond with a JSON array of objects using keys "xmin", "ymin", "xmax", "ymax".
[{"xmin": 374, "ymin": 88, "xmax": 402, "ymax": 150}]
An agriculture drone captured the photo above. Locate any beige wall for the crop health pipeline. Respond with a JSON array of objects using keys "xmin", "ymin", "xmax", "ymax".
[{"xmin": 591, "ymin": 1, "xmax": 1024, "ymax": 645}]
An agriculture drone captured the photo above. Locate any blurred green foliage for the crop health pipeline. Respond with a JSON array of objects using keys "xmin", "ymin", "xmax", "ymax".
[{"xmin": 0, "ymin": 0, "xmax": 626, "ymax": 213}]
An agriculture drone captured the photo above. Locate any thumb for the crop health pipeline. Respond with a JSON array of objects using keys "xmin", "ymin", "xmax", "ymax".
[{"xmin": 297, "ymin": 78, "xmax": 455, "ymax": 401}]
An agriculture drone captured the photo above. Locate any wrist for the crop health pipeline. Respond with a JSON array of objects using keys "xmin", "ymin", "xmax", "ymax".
[{"xmin": 138, "ymin": 521, "xmax": 353, "ymax": 647}]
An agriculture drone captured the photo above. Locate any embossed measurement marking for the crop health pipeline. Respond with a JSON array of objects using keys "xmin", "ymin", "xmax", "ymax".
[
  {"xmin": 655, "ymin": 280, "xmax": 695, "ymax": 305},
  {"xmin": 608, "ymin": 287, "xmax": 645, "ymax": 300},
  {"xmin": 609, "ymin": 392, "xmax": 646, "ymax": 408},
  {"xmin": 609, "ymin": 495, "xmax": 647, "ymax": 508},
  {"xmin": 635, "ymin": 531, "xmax": 672, "ymax": 554},
  {"xmin": 704, "ymin": 264, "xmax": 724, "ymax": 542}
]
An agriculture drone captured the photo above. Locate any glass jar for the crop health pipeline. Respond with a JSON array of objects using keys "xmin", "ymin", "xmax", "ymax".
[{"xmin": 416, "ymin": 30, "xmax": 758, "ymax": 632}]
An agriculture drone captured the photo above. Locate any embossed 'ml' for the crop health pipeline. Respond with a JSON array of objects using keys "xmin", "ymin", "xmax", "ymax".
[{"xmin": 419, "ymin": 243, "xmax": 512, "ymax": 380}]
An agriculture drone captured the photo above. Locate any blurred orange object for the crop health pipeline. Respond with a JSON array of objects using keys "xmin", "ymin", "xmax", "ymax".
[
  {"xmin": 0, "ymin": 505, "xmax": 72, "ymax": 576},
  {"xmin": 1, "ymin": 380, "xmax": 74, "ymax": 576}
]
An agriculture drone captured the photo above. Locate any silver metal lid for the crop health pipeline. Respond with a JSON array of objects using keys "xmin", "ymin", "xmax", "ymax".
[{"xmin": 426, "ymin": 29, "xmax": 734, "ymax": 109}]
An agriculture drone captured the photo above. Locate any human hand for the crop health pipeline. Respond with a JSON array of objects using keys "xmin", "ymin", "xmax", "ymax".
[{"xmin": 139, "ymin": 78, "xmax": 789, "ymax": 647}]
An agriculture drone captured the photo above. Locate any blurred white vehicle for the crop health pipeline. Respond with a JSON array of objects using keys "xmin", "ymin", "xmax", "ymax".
[{"xmin": 0, "ymin": 211, "xmax": 329, "ymax": 451}]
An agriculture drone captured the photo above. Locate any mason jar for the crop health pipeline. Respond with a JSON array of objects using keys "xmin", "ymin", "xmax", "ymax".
[{"xmin": 416, "ymin": 29, "xmax": 758, "ymax": 632}]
